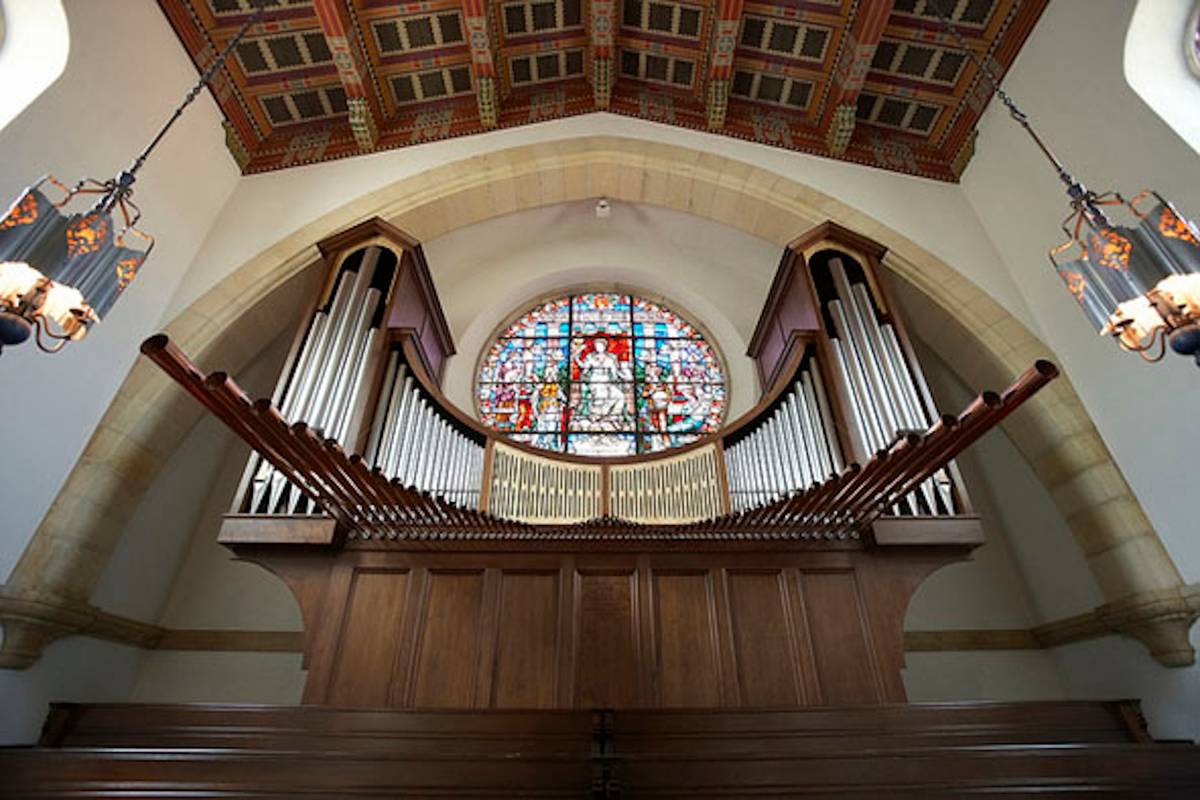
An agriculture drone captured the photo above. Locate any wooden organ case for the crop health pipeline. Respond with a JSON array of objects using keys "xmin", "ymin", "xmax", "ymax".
[{"xmin": 143, "ymin": 218, "xmax": 1057, "ymax": 711}]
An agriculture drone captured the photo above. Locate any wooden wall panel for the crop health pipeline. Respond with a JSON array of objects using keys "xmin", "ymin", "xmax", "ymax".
[
  {"xmin": 652, "ymin": 572, "xmax": 722, "ymax": 707},
  {"xmin": 410, "ymin": 571, "xmax": 487, "ymax": 707},
  {"xmin": 327, "ymin": 569, "xmax": 410, "ymax": 707},
  {"xmin": 574, "ymin": 572, "xmax": 640, "ymax": 709},
  {"xmin": 800, "ymin": 571, "xmax": 880, "ymax": 705},
  {"xmin": 244, "ymin": 545, "xmax": 969, "ymax": 712},
  {"xmin": 492, "ymin": 572, "xmax": 560, "ymax": 708},
  {"xmin": 725, "ymin": 571, "xmax": 803, "ymax": 707}
]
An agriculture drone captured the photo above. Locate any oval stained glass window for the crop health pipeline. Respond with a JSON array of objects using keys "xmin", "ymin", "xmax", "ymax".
[{"xmin": 476, "ymin": 292, "xmax": 727, "ymax": 456}]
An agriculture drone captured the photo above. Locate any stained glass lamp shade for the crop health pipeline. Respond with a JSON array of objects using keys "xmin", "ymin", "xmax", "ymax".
[{"xmin": 477, "ymin": 293, "xmax": 727, "ymax": 456}]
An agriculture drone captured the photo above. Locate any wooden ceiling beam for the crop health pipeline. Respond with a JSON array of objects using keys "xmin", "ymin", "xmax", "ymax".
[
  {"xmin": 313, "ymin": 0, "xmax": 382, "ymax": 151},
  {"xmin": 462, "ymin": 0, "xmax": 500, "ymax": 129},
  {"xmin": 705, "ymin": 0, "xmax": 745, "ymax": 131},
  {"xmin": 589, "ymin": 0, "xmax": 617, "ymax": 110},
  {"xmin": 819, "ymin": 0, "xmax": 894, "ymax": 155}
]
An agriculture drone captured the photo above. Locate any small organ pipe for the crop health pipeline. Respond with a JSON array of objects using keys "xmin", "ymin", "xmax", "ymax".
[
  {"xmin": 790, "ymin": 385, "xmax": 819, "ymax": 488},
  {"xmin": 783, "ymin": 397, "xmax": 808, "ymax": 490},
  {"xmin": 402, "ymin": 396, "xmax": 430, "ymax": 486},
  {"xmin": 402, "ymin": 399, "xmax": 427, "ymax": 486},
  {"xmin": 365, "ymin": 352, "xmax": 399, "ymax": 464},
  {"xmin": 414, "ymin": 402, "xmax": 435, "ymax": 490},
  {"xmin": 799, "ymin": 374, "xmax": 829, "ymax": 480},
  {"xmin": 378, "ymin": 369, "xmax": 410, "ymax": 476},
  {"xmin": 389, "ymin": 378, "xmax": 417, "ymax": 480},
  {"xmin": 777, "ymin": 402, "xmax": 801, "ymax": 491},
  {"xmin": 810, "ymin": 360, "xmax": 844, "ymax": 472}
]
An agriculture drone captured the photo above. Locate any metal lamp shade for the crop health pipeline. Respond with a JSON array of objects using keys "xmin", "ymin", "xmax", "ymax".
[
  {"xmin": 1053, "ymin": 255, "xmax": 1121, "ymax": 334},
  {"xmin": 0, "ymin": 182, "xmax": 149, "ymax": 331}
]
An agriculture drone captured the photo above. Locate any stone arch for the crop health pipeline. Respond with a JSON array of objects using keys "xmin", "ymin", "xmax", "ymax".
[{"xmin": 2, "ymin": 136, "xmax": 1191, "ymax": 668}]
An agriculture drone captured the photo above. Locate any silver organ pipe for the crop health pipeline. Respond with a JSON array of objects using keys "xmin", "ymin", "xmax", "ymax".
[
  {"xmin": 798, "ymin": 375, "xmax": 828, "ymax": 479},
  {"xmin": 364, "ymin": 352, "xmax": 399, "ymax": 465},
  {"xmin": 377, "ymin": 371, "xmax": 411, "ymax": 476},
  {"xmin": 245, "ymin": 248, "xmax": 395, "ymax": 516},
  {"xmin": 788, "ymin": 392, "xmax": 816, "ymax": 488},
  {"xmin": 724, "ymin": 353, "xmax": 842, "ymax": 513},
  {"xmin": 365, "ymin": 356, "xmax": 486, "ymax": 512},
  {"xmin": 823, "ymin": 258, "xmax": 955, "ymax": 516}
]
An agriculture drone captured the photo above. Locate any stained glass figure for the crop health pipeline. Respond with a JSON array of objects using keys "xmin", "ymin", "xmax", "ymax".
[{"xmin": 477, "ymin": 292, "xmax": 726, "ymax": 455}]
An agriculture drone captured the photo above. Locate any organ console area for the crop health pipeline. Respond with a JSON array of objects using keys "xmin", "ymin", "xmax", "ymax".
[{"xmin": 142, "ymin": 217, "xmax": 1056, "ymax": 710}]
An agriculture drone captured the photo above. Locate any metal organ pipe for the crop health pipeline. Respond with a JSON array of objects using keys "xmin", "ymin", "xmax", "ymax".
[
  {"xmin": 723, "ymin": 355, "xmax": 843, "ymax": 516},
  {"xmin": 365, "ymin": 353, "xmax": 399, "ymax": 465},
  {"xmin": 248, "ymin": 252, "xmax": 398, "ymax": 515},
  {"xmin": 822, "ymin": 258, "xmax": 955, "ymax": 516}
]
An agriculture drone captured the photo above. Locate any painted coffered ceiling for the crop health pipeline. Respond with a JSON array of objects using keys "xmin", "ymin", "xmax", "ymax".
[{"xmin": 157, "ymin": 0, "xmax": 1047, "ymax": 180}]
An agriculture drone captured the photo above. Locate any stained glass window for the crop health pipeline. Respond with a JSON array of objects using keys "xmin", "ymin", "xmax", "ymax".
[{"xmin": 477, "ymin": 292, "xmax": 727, "ymax": 456}]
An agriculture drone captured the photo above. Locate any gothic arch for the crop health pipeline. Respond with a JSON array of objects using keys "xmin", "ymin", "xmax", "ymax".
[{"xmin": 2, "ymin": 136, "xmax": 1191, "ymax": 669}]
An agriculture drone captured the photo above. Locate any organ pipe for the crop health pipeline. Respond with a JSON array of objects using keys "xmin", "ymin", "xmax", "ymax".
[
  {"xmin": 723, "ymin": 353, "xmax": 842, "ymax": 515},
  {"xmin": 821, "ymin": 257, "xmax": 955, "ymax": 516},
  {"xmin": 244, "ymin": 247, "xmax": 394, "ymax": 516}
]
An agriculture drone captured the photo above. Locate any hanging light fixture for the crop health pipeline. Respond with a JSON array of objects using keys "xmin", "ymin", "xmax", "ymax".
[
  {"xmin": 0, "ymin": 2, "xmax": 267, "ymax": 355},
  {"xmin": 932, "ymin": 1, "xmax": 1200, "ymax": 366}
]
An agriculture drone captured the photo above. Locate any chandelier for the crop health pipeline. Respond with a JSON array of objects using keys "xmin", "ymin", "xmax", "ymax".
[
  {"xmin": 0, "ymin": 2, "xmax": 266, "ymax": 355},
  {"xmin": 933, "ymin": 2, "xmax": 1200, "ymax": 366}
]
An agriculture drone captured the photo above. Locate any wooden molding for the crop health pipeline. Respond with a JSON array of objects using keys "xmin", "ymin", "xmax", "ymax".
[
  {"xmin": 156, "ymin": 629, "xmax": 305, "ymax": 653},
  {"xmin": 787, "ymin": 221, "xmax": 889, "ymax": 262},
  {"xmin": 316, "ymin": 217, "xmax": 421, "ymax": 260},
  {"xmin": 904, "ymin": 629, "xmax": 1041, "ymax": 652},
  {"xmin": 8, "ymin": 585, "xmax": 1198, "ymax": 666}
]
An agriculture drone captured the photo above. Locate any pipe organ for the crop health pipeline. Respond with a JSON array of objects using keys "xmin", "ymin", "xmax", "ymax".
[
  {"xmin": 145, "ymin": 217, "xmax": 1056, "ymax": 713},
  {"xmin": 226, "ymin": 218, "xmax": 979, "ymax": 530}
]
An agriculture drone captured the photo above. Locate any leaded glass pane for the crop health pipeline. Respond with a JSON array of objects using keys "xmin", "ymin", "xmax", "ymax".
[
  {"xmin": 637, "ymin": 382, "xmax": 725, "ymax": 433},
  {"xmin": 567, "ymin": 433, "xmax": 637, "ymax": 456},
  {"xmin": 477, "ymin": 381, "xmax": 567, "ymax": 433},
  {"xmin": 477, "ymin": 292, "xmax": 727, "ymax": 455},
  {"xmin": 572, "ymin": 292, "xmax": 631, "ymax": 335},
  {"xmin": 568, "ymin": 382, "xmax": 635, "ymax": 431}
]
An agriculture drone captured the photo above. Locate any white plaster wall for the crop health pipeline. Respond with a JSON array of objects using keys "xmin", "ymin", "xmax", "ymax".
[
  {"xmin": 897, "ymin": 281, "xmax": 1102, "ymax": 621},
  {"xmin": 903, "ymin": 651, "xmax": 1066, "ymax": 702},
  {"xmin": 961, "ymin": 0, "xmax": 1200, "ymax": 582},
  {"xmin": 166, "ymin": 118, "xmax": 1034, "ymax": 332},
  {"xmin": 426, "ymin": 201, "xmax": 777, "ymax": 420},
  {"xmin": 0, "ymin": 0, "xmax": 239, "ymax": 581},
  {"xmin": 133, "ymin": 651, "xmax": 304, "ymax": 705},
  {"xmin": 0, "ymin": 636, "xmax": 144, "ymax": 744},
  {"xmin": 1125, "ymin": 0, "xmax": 1200, "ymax": 155},
  {"xmin": 1051, "ymin": 625, "xmax": 1200, "ymax": 742},
  {"xmin": 0, "ymin": 0, "xmax": 68, "ymax": 132},
  {"xmin": 91, "ymin": 330, "xmax": 297, "ymax": 625}
]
